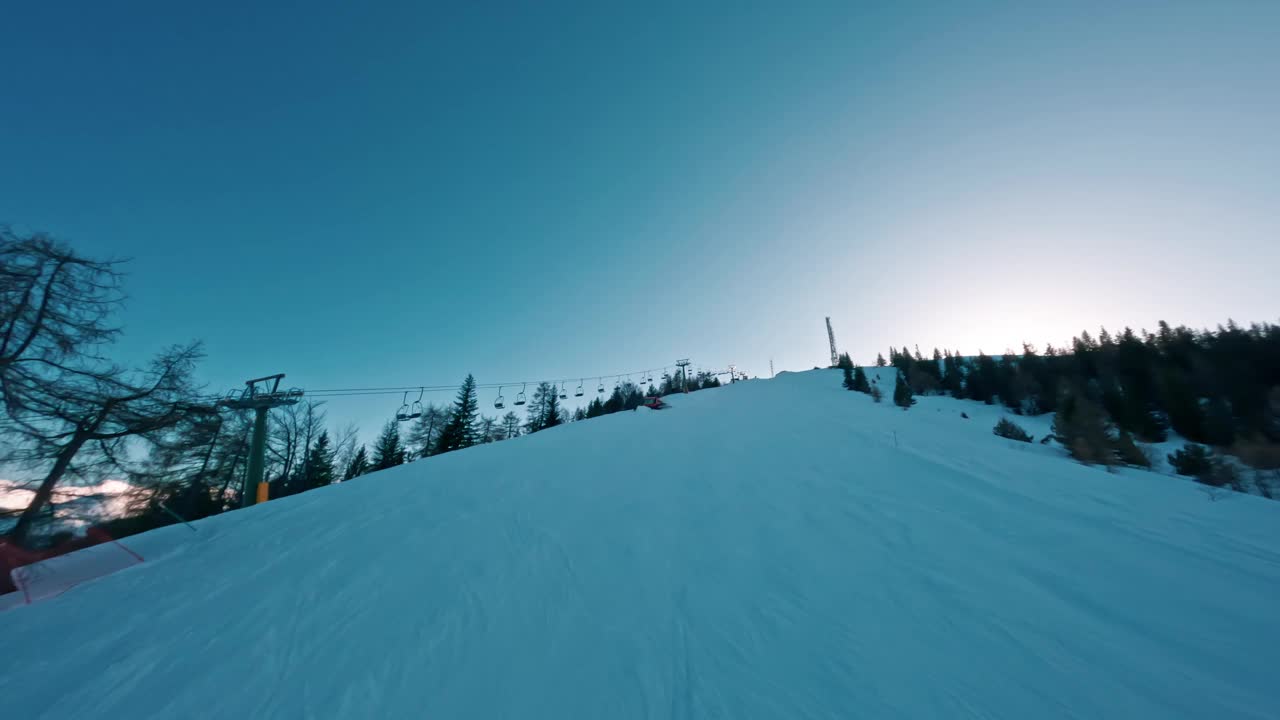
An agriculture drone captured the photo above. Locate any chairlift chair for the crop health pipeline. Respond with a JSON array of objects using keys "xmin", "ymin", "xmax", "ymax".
[
  {"xmin": 495, "ymin": 386, "xmax": 506, "ymax": 410},
  {"xmin": 408, "ymin": 388, "xmax": 424, "ymax": 419},
  {"xmin": 395, "ymin": 391, "xmax": 415, "ymax": 422},
  {"xmin": 558, "ymin": 383, "xmax": 568, "ymax": 400},
  {"xmin": 575, "ymin": 380, "xmax": 584, "ymax": 397},
  {"xmin": 597, "ymin": 378, "xmax": 605, "ymax": 394},
  {"xmin": 514, "ymin": 383, "xmax": 527, "ymax": 406}
]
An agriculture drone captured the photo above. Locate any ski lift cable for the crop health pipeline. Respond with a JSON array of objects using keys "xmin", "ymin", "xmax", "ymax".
[
  {"xmin": 201, "ymin": 364, "xmax": 716, "ymax": 405},
  {"xmin": 302, "ymin": 365, "xmax": 682, "ymax": 397}
]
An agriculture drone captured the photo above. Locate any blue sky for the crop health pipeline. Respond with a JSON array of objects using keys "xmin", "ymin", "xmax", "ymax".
[{"xmin": 2, "ymin": 1, "xmax": 1277, "ymax": 436}]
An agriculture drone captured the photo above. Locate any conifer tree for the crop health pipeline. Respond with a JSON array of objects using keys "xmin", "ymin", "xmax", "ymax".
[
  {"xmin": 304, "ymin": 430, "xmax": 336, "ymax": 488},
  {"xmin": 344, "ymin": 444, "xmax": 369, "ymax": 480},
  {"xmin": 1051, "ymin": 385, "xmax": 1114, "ymax": 466},
  {"xmin": 436, "ymin": 374, "xmax": 480, "ymax": 454},
  {"xmin": 1113, "ymin": 430, "xmax": 1150, "ymax": 467},
  {"xmin": 876, "ymin": 352, "xmax": 887, "ymax": 367},
  {"xmin": 893, "ymin": 371, "xmax": 916, "ymax": 408},
  {"xmin": 542, "ymin": 386, "xmax": 563, "ymax": 430},
  {"xmin": 524, "ymin": 382, "xmax": 554, "ymax": 433},
  {"xmin": 1168, "ymin": 443, "xmax": 1213, "ymax": 480},
  {"xmin": 852, "ymin": 365, "xmax": 871, "ymax": 393},
  {"xmin": 371, "ymin": 420, "xmax": 407, "ymax": 470},
  {"xmin": 993, "ymin": 418, "xmax": 1033, "ymax": 442},
  {"xmin": 842, "ymin": 362, "xmax": 855, "ymax": 390},
  {"xmin": 941, "ymin": 350, "xmax": 965, "ymax": 397}
]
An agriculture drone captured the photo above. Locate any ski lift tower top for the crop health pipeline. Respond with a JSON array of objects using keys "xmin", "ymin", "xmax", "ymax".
[
  {"xmin": 675, "ymin": 359, "xmax": 692, "ymax": 392},
  {"xmin": 219, "ymin": 374, "xmax": 303, "ymax": 412}
]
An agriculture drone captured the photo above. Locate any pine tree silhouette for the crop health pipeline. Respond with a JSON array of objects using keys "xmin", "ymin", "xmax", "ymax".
[
  {"xmin": 304, "ymin": 430, "xmax": 336, "ymax": 489},
  {"xmin": 893, "ymin": 371, "xmax": 915, "ymax": 408},
  {"xmin": 371, "ymin": 420, "xmax": 406, "ymax": 470},
  {"xmin": 436, "ymin": 374, "xmax": 481, "ymax": 453},
  {"xmin": 852, "ymin": 366, "xmax": 871, "ymax": 393},
  {"xmin": 543, "ymin": 387, "xmax": 563, "ymax": 430}
]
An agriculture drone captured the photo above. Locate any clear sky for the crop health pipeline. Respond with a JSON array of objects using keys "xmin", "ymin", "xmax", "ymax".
[{"xmin": 2, "ymin": 1, "xmax": 1277, "ymax": 435}]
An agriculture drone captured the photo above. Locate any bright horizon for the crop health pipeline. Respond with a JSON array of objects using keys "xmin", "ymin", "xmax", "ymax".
[{"xmin": 2, "ymin": 2, "xmax": 1276, "ymax": 435}]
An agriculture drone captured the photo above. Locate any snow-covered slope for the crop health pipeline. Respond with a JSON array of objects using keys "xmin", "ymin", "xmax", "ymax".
[{"xmin": 4, "ymin": 368, "xmax": 1280, "ymax": 719}]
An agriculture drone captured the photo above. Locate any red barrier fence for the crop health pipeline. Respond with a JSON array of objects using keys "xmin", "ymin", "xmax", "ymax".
[{"xmin": 1, "ymin": 528, "xmax": 144, "ymax": 607}]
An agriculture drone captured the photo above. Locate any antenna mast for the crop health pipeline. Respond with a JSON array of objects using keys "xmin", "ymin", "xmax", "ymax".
[{"xmin": 826, "ymin": 317, "xmax": 839, "ymax": 367}]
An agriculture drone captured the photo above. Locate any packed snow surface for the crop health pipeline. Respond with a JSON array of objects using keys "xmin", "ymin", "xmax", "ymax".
[{"xmin": 4, "ymin": 369, "xmax": 1280, "ymax": 719}]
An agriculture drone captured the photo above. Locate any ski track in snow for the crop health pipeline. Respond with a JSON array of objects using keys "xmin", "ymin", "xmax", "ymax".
[{"xmin": 3, "ymin": 368, "xmax": 1280, "ymax": 719}]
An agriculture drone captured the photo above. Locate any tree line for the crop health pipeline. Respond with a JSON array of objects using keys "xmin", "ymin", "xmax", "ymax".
[
  {"xmin": 339, "ymin": 370, "xmax": 726, "ymax": 478},
  {"xmin": 852, "ymin": 322, "xmax": 1280, "ymax": 492}
]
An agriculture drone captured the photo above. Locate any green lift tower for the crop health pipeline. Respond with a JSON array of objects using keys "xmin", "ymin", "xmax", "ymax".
[{"xmin": 219, "ymin": 374, "xmax": 302, "ymax": 508}]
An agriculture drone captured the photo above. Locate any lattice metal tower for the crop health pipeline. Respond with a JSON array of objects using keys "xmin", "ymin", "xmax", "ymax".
[{"xmin": 825, "ymin": 317, "xmax": 839, "ymax": 367}]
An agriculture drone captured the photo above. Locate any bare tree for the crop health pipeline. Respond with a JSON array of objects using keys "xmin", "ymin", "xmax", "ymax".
[
  {"xmin": 0, "ymin": 230, "xmax": 122, "ymax": 426},
  {"xmin": 5, "ymin": 343, "xmax": 209, "ymax": 543},
  {"xmin": 330, "ymin": 421, "xmax": 360, "ymax": 481},
  {"xmin": 478, "ymin": 415, "xmax": 498, "ymax": 443},
  {"xmin": 261, "ymin": 397, "xmax": 322, "ymax": 491},
  {"xmin": 272, "ymin": 400, "xmax": 325, "ymax": 495},
  {"xmin": 130, "ymin": 406, "xmax": 254, "ymax": 519},
  {"xmin": 501, "ymin": 411, "xmax": 521, "ymax": 440}
]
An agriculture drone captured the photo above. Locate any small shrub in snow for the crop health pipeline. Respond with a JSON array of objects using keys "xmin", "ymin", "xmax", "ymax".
[
  {"xmin": 1052, "ymin": 386, "xmax": 1114, "ymax": 466},
  {"xmin": 870, "ymin": 385, "xmax": 883, "ymax": 403},
  {"xmin": 1209, "ymin": 458, "xmax": 1244, "ymax": 491},
  {"xmin": 1169, "ymin": 443, "xmax": 1213, "ymax": 481},
  {"xmin": 993, "ymin": 418, "xmax": 1032, "ymax": 443},
  {"xmin": 1112, "ymin": 431, "xmax": 1151, "ymax": 468}
]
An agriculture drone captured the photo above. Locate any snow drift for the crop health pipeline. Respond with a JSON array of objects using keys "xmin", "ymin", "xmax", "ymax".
[{"xmin": 3, "ymin": 368, "xmax": 1279, "ymax": 719}]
